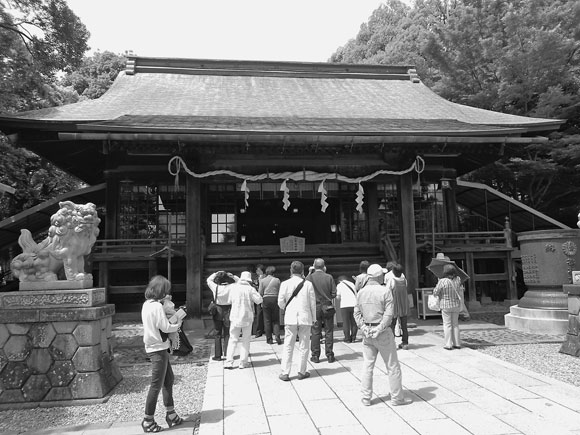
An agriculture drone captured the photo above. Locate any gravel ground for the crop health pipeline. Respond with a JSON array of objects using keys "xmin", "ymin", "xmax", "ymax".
[
  {"xmin": 477, "ymin": 343, "xmax": 580, "ymax": 387},
  {"xmin": 0, "ymin": 361, "xmax": 208, "ymax": 434}
]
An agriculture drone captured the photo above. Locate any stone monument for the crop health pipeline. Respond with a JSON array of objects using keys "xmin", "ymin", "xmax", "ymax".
[
  {"xmin": 0, "ymin": 201, "xmax": 122, "ymax": 406},
  {"xmin": 559, "ymin": 212, "xmax": 580, "ymax": 357},
  {"xmin": 504, "ymin": 229, "xmax": 579, "ymax": 335}
]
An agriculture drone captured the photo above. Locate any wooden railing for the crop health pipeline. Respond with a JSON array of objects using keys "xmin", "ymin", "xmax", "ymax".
[
  {"xmin": 91, "ymin": 238, "xmax": 187, "ymax": 260},
  {"xmin": 382, "ymin": 230, "xmax": 513, "ymax": 261}
]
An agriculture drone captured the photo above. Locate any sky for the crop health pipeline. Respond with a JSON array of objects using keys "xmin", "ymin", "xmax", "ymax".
[{"xmin": 65, "ymin": 0, "xmax": 402, "ymax": 62}]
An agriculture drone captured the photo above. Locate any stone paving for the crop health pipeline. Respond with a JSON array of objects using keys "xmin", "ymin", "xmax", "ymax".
[{"xmin": 16, "ymin": 311, "xmax": 580, "ymax": 435}]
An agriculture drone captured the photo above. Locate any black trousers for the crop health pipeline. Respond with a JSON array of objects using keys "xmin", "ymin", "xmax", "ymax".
[
  {"xmin": 262, "ymin": 297, "xmax": 281, "ymax": 341},
  {"xmin": 213, "ymin": 304, "xmax": 231, "ymax": 357}
]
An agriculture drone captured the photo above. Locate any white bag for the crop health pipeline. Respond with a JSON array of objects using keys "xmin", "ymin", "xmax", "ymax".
[{"xmin": 427, "ymin": 294, "xmax": 441, "ymax": 311}]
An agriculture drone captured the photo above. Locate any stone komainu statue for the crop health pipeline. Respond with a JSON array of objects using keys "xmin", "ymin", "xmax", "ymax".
[{"xmin": 11, "ymin": 201, "xmax": 101, "ymax": 282}]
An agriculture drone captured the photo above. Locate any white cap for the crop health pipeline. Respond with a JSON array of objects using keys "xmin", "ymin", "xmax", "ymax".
[
  {"xmin": 367, "ymin": 264, "xmax": 388, "ymax": 277},
  {"xmin": 239, "ymin": 271, "xmax": 253, "ymax": 282}
]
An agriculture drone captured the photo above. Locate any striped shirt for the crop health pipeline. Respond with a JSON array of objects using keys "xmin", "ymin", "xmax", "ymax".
[{"xmin": 432, "ymin": 276, "xmax": 462, "ymax": 310}]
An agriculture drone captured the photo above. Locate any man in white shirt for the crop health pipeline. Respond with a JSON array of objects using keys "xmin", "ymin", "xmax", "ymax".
[{"xmin": 277, "ymin": 261, "xmax": 316, "ymax": 381}]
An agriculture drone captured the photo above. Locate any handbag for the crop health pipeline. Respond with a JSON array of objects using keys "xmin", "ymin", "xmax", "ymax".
[
  {"xmin": 172, "ymin": 328, "xmax": 193, "ymax": 356},
  {"xmin": 427, "ymin": 293, "xmax": 441, "ymax": 311},
  {"xmin": 456, "ymin": 285, "xmax": 470, "ymax": 321}
]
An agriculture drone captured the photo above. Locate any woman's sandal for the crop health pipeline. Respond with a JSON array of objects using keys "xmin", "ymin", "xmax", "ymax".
[
  {"xmin": 166, "ymin": 411, "xmax": 184, "ymax": 428},
  {"xmin": 141, "ymin": 419, "xmax": 163, "ymax": 433}
]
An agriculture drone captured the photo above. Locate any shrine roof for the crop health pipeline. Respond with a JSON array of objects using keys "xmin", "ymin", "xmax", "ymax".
[{"xmin": 0, "ymin": 56, "xmax": 563, "ymax": 135}]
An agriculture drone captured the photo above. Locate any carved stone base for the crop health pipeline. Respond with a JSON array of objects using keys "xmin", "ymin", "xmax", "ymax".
[
  {"xmin": 19, "ymin": 279, "xmax": 93, "ymax": 291},
  {"xmin": 0, "ymin": 288, "xmax": 105, "ymax": 309},
  {"xmin": 0, "ymin": 304, "xmax": 122, "ymax": 405}
]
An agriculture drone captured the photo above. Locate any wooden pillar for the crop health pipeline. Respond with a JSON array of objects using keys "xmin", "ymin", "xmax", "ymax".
[
  {"xmin": 465, "ymin": 252, "xmax": 477, "ymax": 304},
  {"xmin": 366, "ymin": 183, "xmax": 380, "ymax": 243},
  {"xmin": 442, "ymin": 178, "xmax": 459, "ymax": 232},
  {"xmin": 101, "ymin": 176, "xmax": 119, "ymax": 298},
  {"xmin": 186, "ymin": 175, "xmax": 202, "ymax": 317},
  {"xmin": 397, "ymin": 173, "xmax": 418, "ymax": 296}
]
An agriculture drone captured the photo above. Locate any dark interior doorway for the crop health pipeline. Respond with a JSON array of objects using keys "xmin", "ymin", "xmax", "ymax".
[{"xmin": 237, "ymin": 198, "xmax": 341, "ymax": 245}]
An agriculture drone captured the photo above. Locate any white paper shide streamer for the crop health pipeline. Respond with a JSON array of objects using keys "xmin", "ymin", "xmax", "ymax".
[
  {"xmin": 241, "ymin": 180, "xmax": 250, "ymax": 209},
  {"xmin": 280, "ymin": 180, "xmax": 290, "ymax": 210},
  {"xmin": 356, "ymin": 183, "xmax": 364, "ymax": 214},
  {"xmin": 318, "ymin": 180, "xmax": 328, "ymax": 213}
]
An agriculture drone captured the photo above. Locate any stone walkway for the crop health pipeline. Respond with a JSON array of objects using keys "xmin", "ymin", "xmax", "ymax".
[
  {"xmin": 15, "ymin": 312, "xmax": 580, "ymax": 434},
  {"xmin": 198, "ymin": 319, "xmax": 579, "ymax": 435}
]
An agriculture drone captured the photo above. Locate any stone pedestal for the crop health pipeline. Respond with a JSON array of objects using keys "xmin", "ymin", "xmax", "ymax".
[
  {"xmin": 560, "ymin": 285, "xmax": 580, "ymax": 357},
  {"xmin": 504, "ymin": 305, "xmax": 568, "ymax": 335},
  {"xmin": 0, "ymin": 288, "xmax": 122, "ymax": 406}
]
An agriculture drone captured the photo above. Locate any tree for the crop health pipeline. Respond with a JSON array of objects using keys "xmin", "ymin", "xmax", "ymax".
[
  {"xmin": 331, "ymin": 0, "xmax": 580, "ymax": 226},
  {"xmin": 0, "ymin": 137, "xmax": 81, "ymax": 218},
  {"xmin": 60, "ymin": 51, "xmax": 126, "ymax": 100},
  {"xmin": 0, "ymin": 0, "xmax": 90, "ymax": 112},
  {"xmin": 0, "ymin": 0, "xmax": 90, "ymax": 220}
]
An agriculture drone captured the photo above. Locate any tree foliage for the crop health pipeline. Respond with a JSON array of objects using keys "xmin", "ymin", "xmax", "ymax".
[
  {"xmin": 332, "ymin": 0, "xmax": 580, "ymax": 226},
  {"xmin": 0, "ymin": 0, "xmax": 92, "ymax": 220},
  {"xmin": 0, "ymin": 0, "xmax": 90, "ymax": 112},
  {"xmin": 60, "ymin": 51, "xmax": 126, "ymax": 100}
]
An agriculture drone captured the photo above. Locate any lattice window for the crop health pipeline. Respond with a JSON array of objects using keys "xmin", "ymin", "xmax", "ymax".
[
  {"xmin": 118, "ymin": 182, "xmax": 185, "ymax": 240},
  {"xmin": 208, "ymin": 184, "xmax": 237, "ymax": 244}
]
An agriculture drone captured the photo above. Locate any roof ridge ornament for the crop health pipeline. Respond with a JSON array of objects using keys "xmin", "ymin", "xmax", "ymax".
[
  {"xmin": 407, "ymin": 68, "xmax": 420, "ymax": 83},
  {"xmin": 125, "ymin": 58, "xmax": 136, "ymax": 75}
]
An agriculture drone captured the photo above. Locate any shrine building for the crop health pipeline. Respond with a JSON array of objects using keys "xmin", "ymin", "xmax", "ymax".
[{"xmin": 0, "ymin": 57, "xmax": 565, "ymax": 317}]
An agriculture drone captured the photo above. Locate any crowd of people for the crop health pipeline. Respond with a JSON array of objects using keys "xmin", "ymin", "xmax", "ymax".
[
  {"xmin": 139, "ymin": 256, "xmax": 468, "ymax": 430},
  {"xmin": 201, "ymin": 257, "xmax": 438, "ymax": 408}
]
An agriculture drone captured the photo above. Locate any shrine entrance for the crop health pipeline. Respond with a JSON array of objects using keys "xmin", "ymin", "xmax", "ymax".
[{"xmin": 236, "ymin": 198, "xmax": 341, "ymax": 246}]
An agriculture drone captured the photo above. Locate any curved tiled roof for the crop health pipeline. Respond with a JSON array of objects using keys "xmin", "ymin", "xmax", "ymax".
[{"xmin": 3, "ymin": 57, "xmax": 562, "ymax": 134}]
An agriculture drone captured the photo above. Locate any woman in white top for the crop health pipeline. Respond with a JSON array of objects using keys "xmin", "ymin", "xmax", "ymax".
[
  {"xmin": 141, "ymin": 275, "xmax": 183, "ymax": 432},
  {"xmin": 224, "ymin": 271, "xmax": 263, "ymax": 369},
  {"xmin": 336, "ymin": 275, "xmax": 358, "ymax": 343}
]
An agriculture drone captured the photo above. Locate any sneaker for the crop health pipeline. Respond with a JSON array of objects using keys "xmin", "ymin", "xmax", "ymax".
[
  {"xmin": 212, "ymin": 356, "xmax": 222, "ymax": 361},
  {"xmin": 310, "ymin": 356, "xmax": 320, "ymax": 363},
  {"xmin": 276, "ymin": 337, "xmax": 283, "ymax": 345},
  {"xmin": 327, "ymin": 355, "xmax": 336, "ymax": 363},
  {"xmin": 452, "ymin": 345, "xmax": 462, "ymax": 349},
  {"xmin": 398, "ymin": 344, "xmax": 408, "ymax": 350},
  {"xmin": 391, "ymin": 397, "xmax": 412, "ymax": 406},
  {"xmin": 297, "ymin": 371, "xmax": 310, "ymax": 380},
  {"xmin": 361, "ymin": 398, "xmax": 371, "ymax": 406},
  {"xmin": 279, "ymin": 373, "xmax": 290, "ymax": 382},
  {"xmin": 224, "ymin": 364, "xmax": 234, "ymax": 370},
  {"xmin": 239, "ymin": 362, "xmax": 249, "ymax": 369}
]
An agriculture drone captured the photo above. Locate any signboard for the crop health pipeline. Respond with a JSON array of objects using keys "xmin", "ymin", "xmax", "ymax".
[{"xmin": 280, "ymin": 235, "xmax": 305, "ymax": 253}]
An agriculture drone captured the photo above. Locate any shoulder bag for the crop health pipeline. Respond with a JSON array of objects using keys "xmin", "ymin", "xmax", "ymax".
[
  {"xmin": 207, "ymin": 284, "xmax": 219, "ymax": 316},
  {"xmin": 285, "ymin": 279, "xmax": 306, "ymax": 308},
  {"xmin": 455, "ymin": 284, "xmax": 470, "ymax": 321},
  {"xmin": 342, "ymin": 280, "xmax": 357, "ymax": 296},
  {"xmin": 310, "ymin": 279, "xmax": 336, "ymax": 316}
]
